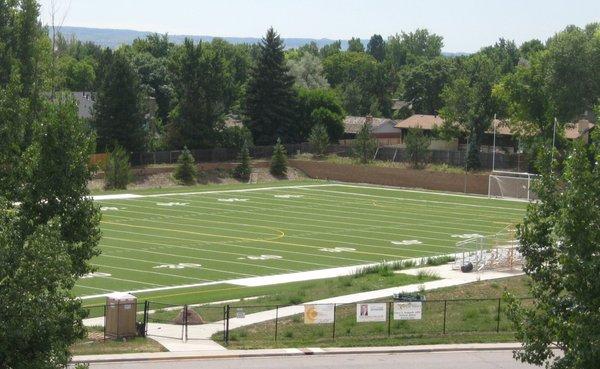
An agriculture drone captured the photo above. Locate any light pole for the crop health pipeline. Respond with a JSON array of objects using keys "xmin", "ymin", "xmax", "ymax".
[{"xmin": 492, "ymin": 114, "xmax": 497, "ymax": 172}]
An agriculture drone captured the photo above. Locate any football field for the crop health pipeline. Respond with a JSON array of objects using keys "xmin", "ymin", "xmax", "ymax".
[{"xmin": 77, "ymin": 181, "xmax": 527, "ymax": 299}]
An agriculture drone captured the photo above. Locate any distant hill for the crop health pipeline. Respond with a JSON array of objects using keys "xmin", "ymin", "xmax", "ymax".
[
  {"xmin": 55, "ymin": 26, "xmax": 468, "ymax": 56},
  {"xmin": 55, "ymin": 26, "xmax": 352, "ymax": 50}
]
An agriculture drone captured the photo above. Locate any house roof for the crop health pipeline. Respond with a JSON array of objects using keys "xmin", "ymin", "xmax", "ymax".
[
  {"xmin": 395, "ymin": 115, "xmax": 444, "ymax": 130},
  {"xmin": 565, "ymin": 119, "xmax": 595, "ymax": 139},
  {"xmin": 224, "ymin": 116, "xmax": 244, "ymax": 128},
  {"xmin": 343, "ymin": 116, "xmax": 394, "ymax": 134}
]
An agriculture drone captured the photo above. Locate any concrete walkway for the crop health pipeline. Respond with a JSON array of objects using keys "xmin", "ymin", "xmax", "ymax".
[
  {"xmin": 83, "ymin": 264, "xmax": 523, "ymax": 352},
  {"xmin": 71, "ymin": 342, "xmax": 529, "ymax": 364}
]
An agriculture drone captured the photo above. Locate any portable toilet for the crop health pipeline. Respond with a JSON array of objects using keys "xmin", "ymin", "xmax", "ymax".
[{"xmin": 105, "ymin": 292, "xmax": 137, "ymax": 339}]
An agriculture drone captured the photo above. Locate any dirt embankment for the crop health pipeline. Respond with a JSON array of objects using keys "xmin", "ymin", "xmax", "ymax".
[{"xmin": 289, "ymin": 160, "xmax": 489, "ymax": 195}]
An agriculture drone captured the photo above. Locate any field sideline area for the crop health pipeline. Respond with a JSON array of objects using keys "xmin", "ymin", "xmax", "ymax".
[{"xmin": 78, "ymin": 180, "xmax": 526, "ymax": 301}]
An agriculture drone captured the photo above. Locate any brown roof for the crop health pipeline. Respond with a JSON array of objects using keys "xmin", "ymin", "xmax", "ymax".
[
  {"xmin": 565, "ymin": 119, "xmax": 595, "ymax": 139},
  {"xmin": 344, "ymin": 116, "xmax": 392, "ymax": 134},
  {"xmin": 395, "ymin": 115, "xmax": 444, "ymax": 130}
]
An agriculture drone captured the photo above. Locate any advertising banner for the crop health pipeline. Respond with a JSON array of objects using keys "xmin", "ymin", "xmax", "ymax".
[
  {"xmin": 356, "ymin": 303, "xmax": 387, "ymax": 322},
  {"xmin": 393, "ymin": 302, "xmax": 423, "ymax": 320},
  {"xmin": 304, "ymin": 304, "xmax": 335, "ymax": 324}
]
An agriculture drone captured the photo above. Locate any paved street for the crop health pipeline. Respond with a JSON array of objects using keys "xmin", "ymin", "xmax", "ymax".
[{"xmin": 89, "ymin": 351, "xmax": 541, "ymax": 369}]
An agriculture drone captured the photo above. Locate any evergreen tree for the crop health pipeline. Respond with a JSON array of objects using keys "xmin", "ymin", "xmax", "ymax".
[
  {"xmin": 353, "ymin": 122, "xmax": 378, "ymax": 164},
  {"xmin": 104, "ymin": 144, "xmax": 131, "ymax": 190},
  {"xmin": 270, "ymin": 138, "xmax": 288, "ymax": 176},
  {"xmin": 93, "ymin": 50, "xmax": 146, "ymax": 152},
  {"xmin": 233, "ymin": 140, "xmax": 252, "ymax": 181},
  {"xmin": 245, "ymin": 28, "xmax": 297, "ymax": 145},
  {"xmin": 308, "ymin": 124, "xmax": 330, "ymax": 158},
  {"xmin": 405, "ymin": 127, "xmax": 431, "ymax": 168},
  {"xmin": 173, "ymin": 146, "xmax": 198, "ymax": 185},
  {"xmin": 168, "ymin": 38, "xmax": 229, "ymax": 149},
  {"xmin": 367, "ymin": 34, "xmax": 386, "ymax": 62}
]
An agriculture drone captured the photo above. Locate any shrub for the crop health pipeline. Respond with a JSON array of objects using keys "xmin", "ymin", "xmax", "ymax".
[
  {"xmin": 233, "ymin": 141, "xmax": 252, "ymax": 181},
  {"xmin": 173, "ymin": 146, "xmax": 197, "ymax": 185},
  {"xmin": 104, "ymin": 145, "xmax": 131, "ymax": 190},
  {"xmin": 405, "ymin": 127, "xmax": 431, "ymax": 169},
  {"xmin": 308, "ymin": 124, "xmax": 330, "ymax": 158},
  {"xmin": 270, "ymin": 138, "xmax": 288, "ymax": 176}
]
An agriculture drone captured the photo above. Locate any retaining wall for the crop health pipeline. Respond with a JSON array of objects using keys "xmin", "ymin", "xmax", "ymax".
[{"xmin": 289, "ymin": 160, "xmax": 490, "ymax": 195}]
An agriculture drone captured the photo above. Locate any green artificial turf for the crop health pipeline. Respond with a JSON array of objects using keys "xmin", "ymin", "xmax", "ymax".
[{"xmin": 77, "ymin": 182, "xmax": 526, "ymax": 302}]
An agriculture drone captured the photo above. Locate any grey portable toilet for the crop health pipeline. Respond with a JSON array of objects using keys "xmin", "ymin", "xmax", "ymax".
[{"xmin": 105, "ymin": 292, "xmax": 137, "ymax": 339}]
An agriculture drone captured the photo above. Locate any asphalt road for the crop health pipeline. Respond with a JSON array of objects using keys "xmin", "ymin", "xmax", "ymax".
[{"xmin": 89, "ymin": 351, "xmax": 541, "ymax": 369}]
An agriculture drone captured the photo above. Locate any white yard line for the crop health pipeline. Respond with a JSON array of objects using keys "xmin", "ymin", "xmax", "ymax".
[{"xmin": 78, "ymin": 258, "xmax": 427, "ymax": 300}]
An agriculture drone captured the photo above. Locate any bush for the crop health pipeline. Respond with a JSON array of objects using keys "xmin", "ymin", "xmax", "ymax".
[
  {"xmin": 352, "ymin": 122, "xmax": 378, "ymax": 164},
  {"xmin": 104, "ymin": 145, "xmax": 131, "ymax": 190},
  {"xmin": 233, "ymin": 141, "xmax": 252, "ymax": 181},
  {"xmin": 405, "ymin": 127, "xmax": 431, "ymax": 169},
  {"xmin": 308, "ymin": 124, "xmax": 329, "ymax": 158},
  {"xmin": 173, "ymin": 146, "xmax": 198, "ymax": 185},
  {"xmin": 270, "ymin": 138, "xmax": 288, "ymax": 177}
]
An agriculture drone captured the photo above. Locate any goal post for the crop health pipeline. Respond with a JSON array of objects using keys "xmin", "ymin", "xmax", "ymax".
[{"xmin": 488, "ymin": 171, "xmax": 538, "ymax": 201}]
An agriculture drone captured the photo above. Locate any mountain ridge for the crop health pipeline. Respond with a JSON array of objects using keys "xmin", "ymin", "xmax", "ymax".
[{"xmin": 54, "ymin": 26, "xmax": 468, "ymax": 56}]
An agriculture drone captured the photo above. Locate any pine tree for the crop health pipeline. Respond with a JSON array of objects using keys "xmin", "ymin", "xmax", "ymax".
[
  {"xmin": 93, "ymin": 50, "xmax": 145, "ymax": 152},
  {"xmin": 104, "ymin": 145, "xmax": 131, "ymax": 190},
  {"xmin": 270, "ymin": 138, "xmax": 288, "ymax": 177},
  {"xmin": 308, "ymin": 124, "xmax": 329, "ymax": 158},
  {"xmin": 405, "ymin": 127, "xmax": 431, "ymax": 169},
  {"xmin": 245, "ymin": 28, "xmax": 297, "ymax": 145},
  {"xmin": 233, "ymin": 140, "xmax": 252, "ymax": 181},
  {"xmin": 174, "ymin": 146, "xmax": 198, "ymax": 185},
  {"xmin": 352, "ymin": 122, "xmax": 378, "ymax": 164}
]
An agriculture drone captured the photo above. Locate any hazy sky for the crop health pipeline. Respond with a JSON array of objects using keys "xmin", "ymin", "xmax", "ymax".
[{"xmin": 38, "ymin": 0, "xmax": 600, "ymax": 52}]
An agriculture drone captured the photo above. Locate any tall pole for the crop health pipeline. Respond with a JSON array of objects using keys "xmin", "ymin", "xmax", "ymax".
[{"xmin": 492, "ymin": 114, "xmax": 497, "ymax": 172}]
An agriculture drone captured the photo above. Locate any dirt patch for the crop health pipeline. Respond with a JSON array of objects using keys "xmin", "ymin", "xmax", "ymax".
[
  {"xmin": 290, "ymin": 160, "xmax": 490, "ymax": 195},
  {"xmin": 89, "ymin": 163, "xmax": 306, "ymax": 192}
]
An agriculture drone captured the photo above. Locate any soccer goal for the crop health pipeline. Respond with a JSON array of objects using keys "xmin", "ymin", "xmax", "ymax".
[{"xmin": 488, "ymin": 171, "xmax": 538, "ymax": 201}]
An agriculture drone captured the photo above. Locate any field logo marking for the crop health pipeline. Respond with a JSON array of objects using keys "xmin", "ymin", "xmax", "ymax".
[
  {"xmin": 100, "ymin": 207, "xmax": 120, "ymax": 211},
  {"xmin": 156, "ymin": 202, "xmax": 189, "ymax": 207},
  {"xmin": 274, "ymin": 194, "xmax": 304, "ymax": 199},
  {"xmin": 81, "ymin": 272, "xmax": 112, "ymax": 279},
  {"xmin": 451, "ymin": 233, "xmax": 484, "ymax": 239},
  {"xmin": 391, "ymin": 240, "xmax": 422, "ymax": 246},
  {"xmin": 319, "ymin": 247, "xmax": 356, "ymax": 253},
  {"xmin": 238, "ymin": 255, "xmax": 282, "ymax": 261},
  {"xmin": 153, "ymin": 263, "xmax": 202, "ymax": 269},
  {"xmin": 218, "ymin": 198, "xmax": 249, "ymax": 202}
]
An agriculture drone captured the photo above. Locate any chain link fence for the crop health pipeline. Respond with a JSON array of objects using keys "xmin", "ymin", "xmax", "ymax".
[{"xmin": 124, "ymin": 143, "xmax": 528, "ymax": 171}]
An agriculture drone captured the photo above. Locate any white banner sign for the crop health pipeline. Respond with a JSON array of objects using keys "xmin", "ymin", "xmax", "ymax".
[
  {"xmin": 356, "ymin": 303, "xmax": 387, "ymax": 322},
  {"xmin": 393, "ymin": 302, "xmax": 423, "ymax": 320},
  {"xmin": 304, "ymin": 304, "xmax": 335, "ymax": 324}
]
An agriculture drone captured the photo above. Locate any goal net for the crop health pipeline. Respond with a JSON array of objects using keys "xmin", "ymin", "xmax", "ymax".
[{"xmin": 488, "ymin": 171, "xmax": 538, "ymax": 201}]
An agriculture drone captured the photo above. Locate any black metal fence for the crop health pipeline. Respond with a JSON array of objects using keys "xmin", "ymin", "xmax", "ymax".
[
  {"xmin": 127, "ymin": 143, "xmax": 528, "ymax": 171},
  {"xmin": 83, "ymin": 297, "xmax": 532, "ymax": 345}
]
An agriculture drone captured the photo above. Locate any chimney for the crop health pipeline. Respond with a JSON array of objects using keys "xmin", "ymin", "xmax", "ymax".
[
  {"xmin": 365, "ymin": 115, "xmax": 373, "ymax": 125},
  {"xmin": 578, "ymin": 119, "xmax": 588, "ymax": 134}
]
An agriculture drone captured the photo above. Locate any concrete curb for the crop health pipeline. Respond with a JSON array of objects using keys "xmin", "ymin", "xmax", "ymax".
[{"xmin": 71, "ymin": 343, "xmax": 523, "ymax": 364}]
